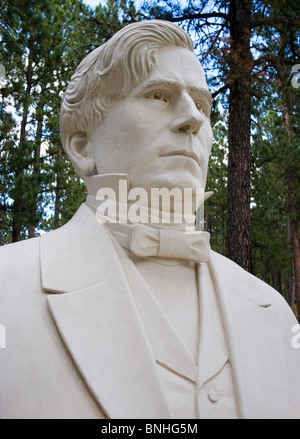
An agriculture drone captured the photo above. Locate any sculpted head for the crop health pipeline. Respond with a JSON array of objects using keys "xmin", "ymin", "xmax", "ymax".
[{"xmin": 60, "ymin": 20, "xmax": 213, "ymax": 192}]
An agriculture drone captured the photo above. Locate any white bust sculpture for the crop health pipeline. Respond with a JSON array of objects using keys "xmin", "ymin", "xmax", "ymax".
[{"xmin": 0, "ymin": 20, "xmax": 300, "ymax": 419}]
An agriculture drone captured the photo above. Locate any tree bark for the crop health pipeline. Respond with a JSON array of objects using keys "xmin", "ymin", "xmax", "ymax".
[
  {"xmin": 227, "ymin": 0, "xmax": 253, "ymax": 271},
  {"xmin": 12, "ymin": 69, "xmax": 33, "ymax": 242},
  {"xmin": 287, "ymin": 168, "xmax": 300, "ymax": 317},
  {"xmin": 28, "ymin": 108, "xmax": 43, "ymax": 239},
  {"xmin": 54, "ymin": 171, "xmax": 61, "ymax": 230},
  {"xmin": 286, "ymin": 266, "xmax": 295, "ymax": 312},
  {"xmin": 284, "ymin": 106, "xmax": 300, "ymax": 317},
  {"xmin": 12, "ymin": 110, "xmax": 28, "ymax": 242}
]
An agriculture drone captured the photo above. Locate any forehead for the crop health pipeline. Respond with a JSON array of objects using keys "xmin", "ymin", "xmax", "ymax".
[{"xmin": 140, "ymin": 46, "xmax": 209, "ymax": 92}]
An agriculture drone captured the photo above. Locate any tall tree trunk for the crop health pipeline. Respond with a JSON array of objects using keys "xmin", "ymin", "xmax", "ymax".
[
  {"xmin": 287, "ymin": 169, "xmax": 300, "ymax": 317},
  {"xmin": 28, "ymin": 109, "xmax": 43, "ymax": 238},
  {"xmin": 271, "ymin": 270, "xmax": 282, "ymax": 295},
  {"xmin": 12, "ymin": 110, "xmax": 28, "ymax": 242},
  {"xmin": 286, "ymin": 266, "xmax": 295, "ymax": 312},
  {"xmin": 284, "ymin": 106, "xmax": 300, "ymax": 318},
  {"xmin": 227, "ymin": 0, "xmax": 252, "ymax": 271},
  {"xmin": 28, "ymin": 225, "xmax": 35, "ymax": 239},
  {"xmin": 12, "ymin": 69, "xmax": 33, "ymax": 242},
  {"xmin": 54, "ymin": 172, "xmax": 61, "ymax": 230}
]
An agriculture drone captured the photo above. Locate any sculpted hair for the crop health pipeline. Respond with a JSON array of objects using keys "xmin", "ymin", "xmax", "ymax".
[{"xmin": 60, "ymin": 20, "xmax": 194, "ymax": 147}]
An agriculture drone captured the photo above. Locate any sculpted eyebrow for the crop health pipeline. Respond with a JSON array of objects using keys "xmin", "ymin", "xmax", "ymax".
[
  {"xmin": 143, "ymin": 79, "xmax": 212, "ymax": 105},
  {"xmin": 144, "ymin": 79, "xmax": 181, "ymax": 90},
  {"xmin": 189, "ymin": 85, "xmax": 212, "ymax": 106}
]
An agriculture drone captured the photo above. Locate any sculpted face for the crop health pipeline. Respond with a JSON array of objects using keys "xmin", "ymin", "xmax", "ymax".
[{"xmin": 89, "ymin": 47, "xmax": 213, "ymax": 192}]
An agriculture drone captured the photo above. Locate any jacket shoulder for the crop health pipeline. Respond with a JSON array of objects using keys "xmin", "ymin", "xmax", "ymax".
[
  {"xmin": 0, "ymin": 237, "xmax": 41, "ymax": 293},
  {"xmin": 0, "ymin": 236, "xmax": 41, "ymax": 270},
  {"xmin": 209, "ymin": 250, "xmax": 295, "ymax": 317},
  {"xmin": 210, "ymin": 249, "xmax": 281, "ymax": 294}
]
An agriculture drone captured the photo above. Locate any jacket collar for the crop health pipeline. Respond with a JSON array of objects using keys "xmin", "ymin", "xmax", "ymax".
[{"xmin": 40, "ymin": 203, "xmax": 107, "ymax": 294}]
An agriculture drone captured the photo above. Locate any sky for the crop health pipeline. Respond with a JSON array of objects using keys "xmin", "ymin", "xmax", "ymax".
[
  {"xmin": 83, "ymin": 0, "xmax": 144, "ymax": 9},
  {"xmin": 83, "ymin": 0, "xmax": 111, "ymax": 7}
]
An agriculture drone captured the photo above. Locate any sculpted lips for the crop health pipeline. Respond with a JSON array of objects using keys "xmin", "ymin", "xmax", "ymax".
[{"xmin": 159, "ymin": 150, "xmax": 201, "ymax": 166}]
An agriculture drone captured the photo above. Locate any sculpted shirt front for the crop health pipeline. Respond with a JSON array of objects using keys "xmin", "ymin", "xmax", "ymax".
[{"xmin": 86, "ymin": 176, "xmax": 239, "ymax": 418}]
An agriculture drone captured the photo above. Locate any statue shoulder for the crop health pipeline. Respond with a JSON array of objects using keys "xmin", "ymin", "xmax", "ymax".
[
  {"xmin": 209, "ymin": 250, "xmax": 295, "ymax": 317},
  {"xmin": 0, "ymin": 235, "xmax": 40, "ymax": 267}
]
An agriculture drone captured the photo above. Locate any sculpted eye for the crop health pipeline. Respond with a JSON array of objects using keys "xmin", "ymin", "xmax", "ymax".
[
  {"xmin": 195, "ymin": 102, "xmax": 205, "ymax": 113},
  {"xmin": 145, "ymin": 91, "xmax": 168, "ymax": 102}
]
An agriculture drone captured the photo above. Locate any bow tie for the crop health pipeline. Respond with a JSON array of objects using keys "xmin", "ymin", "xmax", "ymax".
[{"xmin": 108, "ymin": 223, "xmax": 211, "ymax": 263}]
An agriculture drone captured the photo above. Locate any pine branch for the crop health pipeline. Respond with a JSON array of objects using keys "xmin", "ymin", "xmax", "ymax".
[
  {"xmin": 168, "ymin": 12, "xmax": 229, "ymax": 23},
  {"xmin": 139, "ymin": 9, "xmax": 230, "ymax": 24},
  {"xmin": 251, "ymin": 16, "xmax": 288, "ymax": 29},
  {"xmin": 212, "ymin": 84, "xmax": 228, "ymax": 98},
  {"xmin": 254, "ymin": 53, "xmax": 296, "ymax": 67}
]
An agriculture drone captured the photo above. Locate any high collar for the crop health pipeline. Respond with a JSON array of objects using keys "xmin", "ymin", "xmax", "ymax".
[{"xmin": 85, "ymin": 172, "xmax": 213, "ymax": 230}]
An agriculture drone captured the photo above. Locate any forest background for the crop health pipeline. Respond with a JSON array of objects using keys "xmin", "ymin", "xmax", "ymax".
[{"xmin": 0, "ymin": 0, "xmax": 299, "ymax": 315}]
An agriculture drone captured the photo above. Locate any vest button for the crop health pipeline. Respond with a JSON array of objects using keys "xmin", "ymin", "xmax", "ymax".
[{"xmin": 208, "ymin": 388, "xmax": 219, "ymax": 403}]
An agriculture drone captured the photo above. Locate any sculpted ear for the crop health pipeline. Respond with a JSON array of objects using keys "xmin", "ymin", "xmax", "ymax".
[{"xmin": 65, "ymin": 131, "xmax": 96, "ymax": 177}]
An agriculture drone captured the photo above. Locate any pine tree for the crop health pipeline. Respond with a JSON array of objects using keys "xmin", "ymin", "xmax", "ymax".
[
  {"xmin": 0, "ymin": 0, "xmax": 86, "ymax": 241},
  {"xmin": 0, "ymin": 0, "xmax": 141, "ymax": 242}
]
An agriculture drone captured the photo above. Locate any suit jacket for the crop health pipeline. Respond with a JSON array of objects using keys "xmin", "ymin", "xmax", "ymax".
[{"xmin": 0, "ymin": 202, "xmax": 300, "ymax": 419}]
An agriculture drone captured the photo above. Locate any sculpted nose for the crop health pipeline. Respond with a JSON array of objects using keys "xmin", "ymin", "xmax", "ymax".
[
  {"xmin": 170, "ymin": 115, "xmax": 203, "ymax": 136},
  {"xmin": 170, "ymin": 94, "xmax": 205, "ymax": 136}
]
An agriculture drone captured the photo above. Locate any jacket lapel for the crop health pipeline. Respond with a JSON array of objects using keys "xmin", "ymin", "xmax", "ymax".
[
  {"xmin": 208, "ymin": 251, "xmax": 290, "ymax": 419},
  {"xmin": 40, "ymin": 203, "xmax": 172, "ymax": 419}
]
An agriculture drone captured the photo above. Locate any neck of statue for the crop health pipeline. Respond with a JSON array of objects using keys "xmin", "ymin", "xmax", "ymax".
[{"xmin": 85, "ymin": 173, "xmax": 212, "ymax": 231}]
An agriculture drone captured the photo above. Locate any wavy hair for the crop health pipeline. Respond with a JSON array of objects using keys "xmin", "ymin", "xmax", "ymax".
[{"xmin": 60, "ymin": 20, "xmax": 194, "ymax": 148}]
